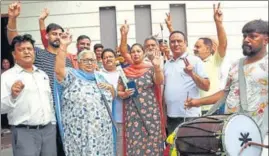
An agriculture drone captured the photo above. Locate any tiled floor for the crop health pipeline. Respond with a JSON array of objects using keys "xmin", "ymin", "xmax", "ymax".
[{"xmin": 1, "ymin": 133, "xmax": 12, "ymax": 149}]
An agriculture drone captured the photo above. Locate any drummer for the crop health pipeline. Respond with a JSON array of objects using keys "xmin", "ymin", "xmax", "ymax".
[{"xmin": 184, "ymin": 19, "xmax": 268, "ymax": 139}]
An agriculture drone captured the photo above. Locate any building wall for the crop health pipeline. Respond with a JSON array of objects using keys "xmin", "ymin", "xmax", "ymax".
[{"xmin": 1, "ymin": 1, "xmax": 268, "ymax": 79}]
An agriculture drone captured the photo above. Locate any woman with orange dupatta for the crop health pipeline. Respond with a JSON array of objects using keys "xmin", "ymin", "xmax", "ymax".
[{"xmin": 118, "ymin": 43, "xmax": 165, "ymax": 156}]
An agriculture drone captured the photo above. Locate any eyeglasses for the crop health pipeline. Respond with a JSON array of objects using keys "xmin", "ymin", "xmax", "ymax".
[{"xmin": 80, "ymin": 59, "xmax": 96, "ymax": 64}]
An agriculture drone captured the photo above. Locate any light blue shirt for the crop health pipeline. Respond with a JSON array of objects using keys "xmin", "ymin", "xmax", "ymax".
[{"xmin": 164, "ymin": 52, "xmax": 208, "ymax": 117}]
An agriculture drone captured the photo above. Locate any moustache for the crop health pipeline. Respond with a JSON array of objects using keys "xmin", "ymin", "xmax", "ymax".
[
  {"xmin": 53, "ymin": 39, "xmax": 60, "ymax": 43},
  {"xmin": 242, "ymin": 44, "xmax": 252, "ymax": 51},
  {"xmin": 242, "ymin": 44, "xmax": 251, "ymax": 48},
  {"xmin": 81, "ymin": 47, "xmax": 90, "ymax": 50}
]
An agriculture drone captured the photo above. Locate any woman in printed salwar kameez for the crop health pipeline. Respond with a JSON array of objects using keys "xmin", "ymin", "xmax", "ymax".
[
  {"xmin": 54, "ymin": 32, "xmax": 116, "ymax": 156},
  {"xmin": 118, "ymin": 43, "xmax": 166, "ymax": 156}
]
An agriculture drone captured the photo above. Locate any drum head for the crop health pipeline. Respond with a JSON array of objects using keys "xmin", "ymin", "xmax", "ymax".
[{"xmin": 222, "ymin": 114, "xmax": 262, "ymax": 156}]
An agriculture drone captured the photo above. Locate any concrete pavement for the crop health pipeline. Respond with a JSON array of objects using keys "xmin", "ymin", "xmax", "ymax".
[
  {"xmin": 1, "ymin": 134, "xmax": 268, "ymax": 156},
  {"xmin": 1, "ymin": 148, "xmax": 12, "ymax": 156}
]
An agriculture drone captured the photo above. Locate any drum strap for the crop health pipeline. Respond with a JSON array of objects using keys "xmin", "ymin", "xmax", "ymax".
[{"xmin": 238, "ymin": 57, "xmax": 248, "ymax": 111}]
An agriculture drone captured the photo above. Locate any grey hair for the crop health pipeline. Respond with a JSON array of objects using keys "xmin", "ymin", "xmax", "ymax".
[
  {"xmin": 77, "ymin": 50, "xmax": 96, "ymax": 63},
  {"xmin": 143, "ymin": 36, "xmax": 159, "ymax": 47}
]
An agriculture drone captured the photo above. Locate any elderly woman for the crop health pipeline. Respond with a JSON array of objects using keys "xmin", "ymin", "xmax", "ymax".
[
  {"xmin": 118, "ymin": 42, "xmax": 165, "ymax": 156},
  {"xmin": 54, "ymin": 32, "xmax": 115, "ymax": 156}
]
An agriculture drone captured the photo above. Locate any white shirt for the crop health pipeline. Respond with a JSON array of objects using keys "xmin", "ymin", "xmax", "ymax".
[
  {"xmin": 1, "ymin": 64, "xmax": 56, "ymax": 126},
  {"xmin": 164, "ymin": 52, "xmax": 208, "ymax": 117},
  {"xmin": 100, "ymin": 68, "xmax": 123, "ymax": 123}
]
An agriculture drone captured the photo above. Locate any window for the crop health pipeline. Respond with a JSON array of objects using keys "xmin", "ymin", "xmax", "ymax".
[
  {"xmin": 99, "ymin": 6, "xmax": 117, "ymax": 49},
  {"xmin": 134, "ymin": 5, "xmax": 152, "ymax": 44},
  {"xmin": 170, "ymin": 4, "xmax": 188, "ymax": 41}
]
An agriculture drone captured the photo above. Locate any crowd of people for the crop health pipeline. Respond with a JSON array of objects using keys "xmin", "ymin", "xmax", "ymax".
[{"xmin": 1, "ymin": 1, "xmax": 268, "ymax": 156}]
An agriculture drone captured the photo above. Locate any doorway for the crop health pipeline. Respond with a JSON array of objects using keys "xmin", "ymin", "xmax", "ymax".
[
  {"xmin": 1, "ymin": 15, "xmax": 12, "ymax": 141},
  {"xmin": 1, "ymin": 15, "xmax": 14, "ymax": 71}
]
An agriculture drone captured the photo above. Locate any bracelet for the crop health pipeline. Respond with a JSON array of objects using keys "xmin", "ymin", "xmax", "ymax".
[{"xmin": 7, "ymin": 26, "xmax": 17, "ymax": 32}]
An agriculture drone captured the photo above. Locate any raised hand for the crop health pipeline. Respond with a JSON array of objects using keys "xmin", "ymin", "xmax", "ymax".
[
  {"xmin": 11, "ymin": 80, "xmax": 24, "ymax": 99},
  {"xmin": 213, "ymin": 2, "xmax": 223, "ymax": 22},
  {"xmin": 165, "ymin": 12, "xmax": 172, "ymax": 27},
  {"xmin": 39, "ymin": 8, "xmax": 49, "ymax": 20},
  {"xmin": 120, "ymin": 20, "xmax": 129, "ymax": 36},
  {"xmin": 183, "ymin": 58, "xmax": 194, "ymax": 76},
  {"xmin": 8, "ymin": 1, "xmax": 21, "ymax": 18},
  {"xmin": 59, "ymin": 29, "xmax": 72, "ymax": 47},
  {"xmin": 151, "ymin": 50, "xmax": 162, "ymax": 68}
]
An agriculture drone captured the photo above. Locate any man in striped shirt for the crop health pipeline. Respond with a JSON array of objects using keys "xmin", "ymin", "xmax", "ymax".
[
  {"xmin": 38, "ymin": 8, "xmax": 91, "ymax": 69},
  {"xmin": 6, "ymin": 2, "xmax": 71, "ymax": 156}
]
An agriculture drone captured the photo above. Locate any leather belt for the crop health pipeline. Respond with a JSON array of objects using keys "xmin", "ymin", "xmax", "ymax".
[{"xmin": 15, "ymin": 123, "xmax": 50, "ymax": 129}]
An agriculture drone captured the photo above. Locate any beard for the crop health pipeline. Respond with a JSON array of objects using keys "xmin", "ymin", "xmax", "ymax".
[
  {"xmin": 242, "ymin": 44, "xmax": 262, "ymax": 57},
  {"xmin": 49, "ymin": 40, "xmax": 60, "ymax": 48}
]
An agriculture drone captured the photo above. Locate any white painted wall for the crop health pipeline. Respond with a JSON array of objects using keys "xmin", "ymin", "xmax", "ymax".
[{"xmin": 1, "ymin": 1, "xmax": 268, "ymax": 83}]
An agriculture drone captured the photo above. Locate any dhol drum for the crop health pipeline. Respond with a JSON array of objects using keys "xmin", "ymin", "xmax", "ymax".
[{"xmin": 174, "ymin": 114, "xmax": 262, "ymax": 156}]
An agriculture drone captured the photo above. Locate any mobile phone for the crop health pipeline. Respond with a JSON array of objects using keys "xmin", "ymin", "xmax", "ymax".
[{"xmin": 127, "ymin": 80, "xmax": 139, "ymax": 97}]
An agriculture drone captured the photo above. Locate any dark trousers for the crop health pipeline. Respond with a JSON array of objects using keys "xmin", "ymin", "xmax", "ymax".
[
  {"xmin": 56, "ymin": 124, "xmax": 66, "ymax": 156},
  {"xmin": 166, "ymin": 116, "xmax": 195, "ymax": 136},
  {"xmin": 1, "ymin": 114, "xmax": 10, "ymax": 129}
]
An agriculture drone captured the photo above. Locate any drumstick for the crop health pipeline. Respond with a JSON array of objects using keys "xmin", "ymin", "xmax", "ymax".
[
  {"xmin": 160, "ymin": 23, "xmax": 164, "ymax": 43},
  {"xmin": 239, "ymin": 141, "xmax": 269, "ymax": 155}
]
